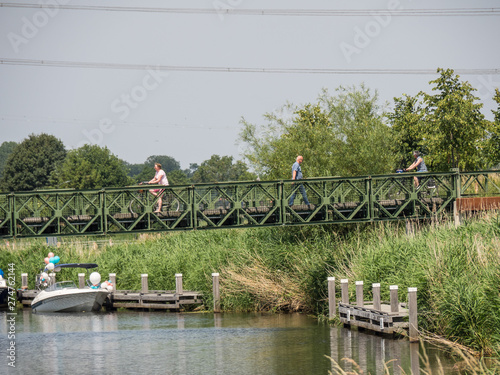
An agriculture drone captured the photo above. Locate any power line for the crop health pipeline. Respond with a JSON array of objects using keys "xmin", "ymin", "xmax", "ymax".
[
  {"xmin": 1, "ymin": 3, "xmax": 499, "ymax": 16},
  {"xmin": 0, "ymin": 114, "xmax": 236, "ymax": 130},
  {"xmin": 1, "ymin": 58, "xmax": 498, "ymax": 75}
]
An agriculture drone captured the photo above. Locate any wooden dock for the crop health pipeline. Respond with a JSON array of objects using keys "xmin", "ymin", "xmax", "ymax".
[
  {"xmin": 338, "ymin": 302, "xmax": 409, "ymax": 334},
  {"xmin": 328, "ymin": 278, "xmax": 418, "ymax": 341},
  {"xmin": 107, "ymin": 290, "xmax": 203, "ymax": 310},
  {"xmin": 17, "ymin": 289, "xmax": 203, "ymax": 310},
  {"xmin": 17, "ymin": 272, "xmax": 206, "ymax": 311}
]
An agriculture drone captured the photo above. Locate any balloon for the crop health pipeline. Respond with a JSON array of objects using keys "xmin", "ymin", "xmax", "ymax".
[
  {"xmin": 106, "ymin": 285, "xmax": 114, "ymax": 292},
  {"xmin": 49, "ymin": 257, "xmax": 55, "ymax": 264},
  {"xmin": 46, "ymin": 263, "xmax": 55, "ymax": 271},
  {"xmin": 53, "ymin": 256, "xmax": 60, "ymax": 264},
  {"xmin": 40, "ymin": 272, "xmax": 48, "ymax": 281},
  {"xmin": 44, "ymin": 257, "xmax": 50, "ymax": 264},
  {"xmin": 89, "ymin": 272, "xmax": 101, "ymax": 285},
  {"xmin": 48, "ymin": 252, "xmax": 54, "ymax": 258}
]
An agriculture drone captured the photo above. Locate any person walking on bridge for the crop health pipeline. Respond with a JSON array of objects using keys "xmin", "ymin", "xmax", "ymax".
[{"xmin": 289, "ymin": 155, "xmax": 310, "ymax": 206}]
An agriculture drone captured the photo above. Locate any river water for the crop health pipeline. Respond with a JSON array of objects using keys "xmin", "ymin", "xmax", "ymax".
[{"xmin": 1, "ymin": 310, "xmax": 456, "ymax": 375}]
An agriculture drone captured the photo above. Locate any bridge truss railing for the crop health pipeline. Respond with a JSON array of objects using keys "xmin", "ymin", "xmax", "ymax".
[{"xmin": 0, "ymin": 170, "xmax": 498, "ymax": 238}]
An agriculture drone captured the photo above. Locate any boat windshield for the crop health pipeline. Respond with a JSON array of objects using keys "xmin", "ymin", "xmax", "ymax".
[{"xmin": 46, "ymin": 281, "xmax": 78, "ymax": 291}]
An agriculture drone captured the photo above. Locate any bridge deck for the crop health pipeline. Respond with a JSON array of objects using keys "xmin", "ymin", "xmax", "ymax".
[{"xmin": 1, "ymin": 170, "xmax": 498, "ymax": 238}]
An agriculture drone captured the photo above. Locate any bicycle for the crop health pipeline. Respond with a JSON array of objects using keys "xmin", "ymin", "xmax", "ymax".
[
  {"xmin": 387, "ymin": 170, "xmax": 438, "ymax": 199},
  {"xmin": 129, "ymin": 182, "xmax": 180, "ymax": 214}
]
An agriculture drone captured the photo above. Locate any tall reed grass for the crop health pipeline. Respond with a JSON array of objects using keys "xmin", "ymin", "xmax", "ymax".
[{"xmin": 1, "ymin": 212, "xmax": 500, "ymax": 356}]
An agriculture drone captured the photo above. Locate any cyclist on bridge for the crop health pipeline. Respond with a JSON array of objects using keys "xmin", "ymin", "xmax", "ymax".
[
  {"xmin": 148, "ymin": 163, "xmax": 169, "ymax": 213},
  {"xmin": 404, "ymin": 151, "xmax": 427, "ymax": 187}
]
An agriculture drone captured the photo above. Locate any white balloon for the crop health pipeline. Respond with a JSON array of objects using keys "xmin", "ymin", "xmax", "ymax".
[
  {"xmin": 46, "ymin": 263, "xmax": 55, "ymax": 271},
  {"xmin": 41, "ymin": 272, "xmax": 48, "ymax": 280},
  {"xmin": 89, "ymin": 272, "xmax": 101, "ymax": 285},
  {"xmin": 106, "ymin": 284, "xmax": 114, "ymax": 292}
]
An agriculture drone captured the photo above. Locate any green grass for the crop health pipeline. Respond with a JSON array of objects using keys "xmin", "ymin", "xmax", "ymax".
[{"xmin": 2, "ymin": 212, "xmax": 500, "ymax": 355}]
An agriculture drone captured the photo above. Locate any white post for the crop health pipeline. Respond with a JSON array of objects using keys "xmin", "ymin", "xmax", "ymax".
[
  {"xmin": 175, "ymin": 273, "xmax": 183, "ymax": 295},
  {"xmin": 109, "ymin": 273, "xmax": 116, "ymax": 291},
  {"xmin": 355, "ymin": 281, "xmax": 364, "ymax": 307},
  {"xmin": 408, "ymin": 287, "xmax": 418, "ymax": 342},
  {"xmin": 372, "ymin": 283, "xmax": 381, "ymax": 311},
  {"xmin": 212, "ymin": 273, "xmax": 220, "ymax": 313},
  {"xmin": 141, "ymin": 274, "xmax": 148, "ymax": 293},
  {"xmin": 21, "ymin": 273, "xmax": 28, "ymax": 289},
  {"xmin": 78, "ymin": 273, "xmax": 85, "ymax": 289},
  {"xmin": 390, "ymin": 285, "xmax": 399, "ymax": 312},
  {"xmin": 328, "ymin": 277, "xmax": 336, "ymax": 319}
]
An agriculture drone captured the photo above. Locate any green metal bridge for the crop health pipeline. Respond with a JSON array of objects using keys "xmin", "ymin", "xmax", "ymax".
[{"xmin": 1, "ymin": 170, "xmax": 499, "ymax": 239}]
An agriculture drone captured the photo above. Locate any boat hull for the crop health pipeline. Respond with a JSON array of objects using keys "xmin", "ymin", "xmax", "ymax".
[
  {"xmin": 0, "ymin": 286, "xmax": 8, "ymax": 309},
  {"xmin": 32, "ymin": 288, "xmax": 109, "ymax": 313}
]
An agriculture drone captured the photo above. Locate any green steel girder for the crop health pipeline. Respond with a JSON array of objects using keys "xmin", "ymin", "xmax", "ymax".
[
  {"xmin": 460, "ymin": 172, "xmax": 500, "ymax": 197},
  {"xmin": 0, "ymin": 170, "xmax": 498, "ymax": 238}
]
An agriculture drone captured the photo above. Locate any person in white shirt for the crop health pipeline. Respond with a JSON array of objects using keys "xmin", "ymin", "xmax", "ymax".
[{"xmin": 148, "ymin": 163, "xmax": 169, "ymax": 213}]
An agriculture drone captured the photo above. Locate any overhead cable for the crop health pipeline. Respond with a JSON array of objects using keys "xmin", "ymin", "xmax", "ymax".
[
  {"xmin": 1, "ymin": 3, "xmax": 499, "ymax": 16},
  {"xmin": 1, "ymin": 58, "xmax": 498, "ymax": 75}
]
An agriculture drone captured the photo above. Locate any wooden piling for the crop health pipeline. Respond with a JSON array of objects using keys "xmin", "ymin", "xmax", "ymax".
[
  {"xmin": 372, "ymin": 283, "xmax": 381, "ymax": 311},
  {"xmin": 175, "ymin": 273, "xmax": 183, "ymax": 295},
  {"xmin": 21, "ymin": 273, "xmax": 28, "ymax": 289},
  {"xmin": 355, "ymin": 281, "xmax": 364, "ymax": 307},
  {"xmin": 109, "ymin": 273, "xmax": 116, "ymax": 290},
  {"xmin": 212, "ymin": 272, "xmax": 220, "ymax": 313},
  {"xmin": 408, "ymin": 287, "xmax": 418, "ymax": 342},
  {"xmin": 405, "ymin": 221, "xmax": 414, "ymax": 236},
  {"xmin": 453, "ymin": 201, "xmax": 461, "ymax": 227},
  {"xmin": 141, "ymin": 274, "xmax": 148, "ymax": 294},
  {"xmin": 390, "ymin": 285, "xmax": 399, "ymax": 313},
  {"xmin": 78, "ymin": 273, "xmax": 85, "ymax": 289},
  {"xmin": 328, "ymin": 277, "xmax": 336, "ymax": 319},
  {"xmin": 341, "ymin": 279, "xmax": 349, "ymax": 304}
]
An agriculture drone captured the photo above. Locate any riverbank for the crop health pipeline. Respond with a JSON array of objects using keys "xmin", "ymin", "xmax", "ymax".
[{"xmin": 1, "ymin": 212, "xmax": 500, "ymax": 355}]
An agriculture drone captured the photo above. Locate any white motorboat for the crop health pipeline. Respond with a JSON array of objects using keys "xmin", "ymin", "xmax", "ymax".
[{"xmin": 31, "ymin": 263, "xmax": 110, "ymax": 313}]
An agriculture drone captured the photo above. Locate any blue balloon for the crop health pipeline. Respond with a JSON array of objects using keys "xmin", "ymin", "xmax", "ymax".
[
  {"xmin": 49, "ymin": 257, "xmax": 55, "ymax": 263},
  {"xmin": 53, "ymin": 256, "xmax": 60, "ymax": 264},
  {"xmin": 0, "ymin": 269, "xmax": 3, "ymax": 277}
]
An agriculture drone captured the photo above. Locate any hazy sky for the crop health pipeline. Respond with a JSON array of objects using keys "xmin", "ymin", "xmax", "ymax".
[{"xmin": 1, "ymin": 0, "xmax": 499, "ymax": 169}]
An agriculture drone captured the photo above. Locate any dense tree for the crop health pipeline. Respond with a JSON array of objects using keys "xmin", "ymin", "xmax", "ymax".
[
  {"xmin": 129, "ymin": 155, "xmax": 182, "ymax": 183},
  {"xmin": 0, "ymin": 141, "xmax": 17, "ymax": 179},
  {"xmin": 389, "ymin": 69, "xmax": 489, "ymax": 171},
  {"xmin": 422, "ymin": 69, "xmax": 487, "ymax": 170},
  {"xmin": 123, "ymin": 161, "xmax": 144, "ymax": 178},
  {"xmin": 168, "ymin": 170, "xmax": 191, "ymax": 185},
  {"xmin": 484, "ymin": 88, "xmax": 500, "ymax": 168},
  {"xmin": 1, "ymin": 134, "xmax": 66, "ymax": 191},
  {"xmin": 239, "ymin": 85, "xmax": 395, "ymax": 179},
  {"xmin": 52, "ymin": 144, "xmax": 131, "ymax": 189},
  {"xmin": 144, "ymin": 155, "xmax": 180, "ymax": 173},
  {"xmin": 319, "ymin": 85, "xmax": 395, "ymax": 176},
  {"xmin": 184, "ymin": 163, "xmax": 199, "ymax": 178},
  {"xmin": 386, "ymin": 94, "xmax": 426, "ymax": 169},
  {"xmin": 192, "ymin": 155, "xmax": 256, "ymax": 183}
]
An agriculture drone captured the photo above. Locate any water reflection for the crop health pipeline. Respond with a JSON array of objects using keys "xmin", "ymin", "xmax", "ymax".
[{"xmin": 0, "ymin": 311, "xmax": 454, "ymax": 375}]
